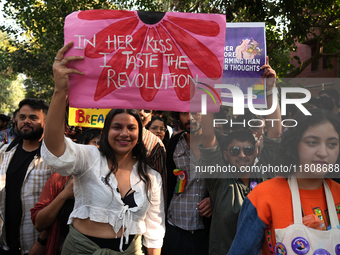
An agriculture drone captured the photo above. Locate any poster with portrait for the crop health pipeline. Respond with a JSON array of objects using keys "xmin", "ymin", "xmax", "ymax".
[
  {"xmin": 221, "ymin": 22, "xmax": 267, "ymax": 108},
  {"xmin": 63, "ymin": 10, "xmax": 225, "ymax": 112}
]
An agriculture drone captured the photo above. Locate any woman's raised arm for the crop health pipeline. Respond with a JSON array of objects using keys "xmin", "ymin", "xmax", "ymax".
[{"xmin": 44, "ymin": 41, "xmax": 84, "ymax": 157}]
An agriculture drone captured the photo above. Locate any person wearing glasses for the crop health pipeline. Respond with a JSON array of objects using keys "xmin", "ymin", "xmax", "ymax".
[
  {"xmin": 198, "ymin": 58, "xmax": 281, "ymax": 255},
  {"xmin": 146, "ymin": 116, "xmax": 169, "ymax": 147},
  {"xmin": 151, "ymin": 111, "xmax": 173, "ymax": 138}
]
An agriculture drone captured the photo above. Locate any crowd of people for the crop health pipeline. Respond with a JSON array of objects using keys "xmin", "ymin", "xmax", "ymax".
[{"xmin": 0, "ymin": 41, "xmax": 339, "ymax": 255}]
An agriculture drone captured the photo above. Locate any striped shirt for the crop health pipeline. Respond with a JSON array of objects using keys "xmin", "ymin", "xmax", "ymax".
[
  {"xmin": 0, "ymin": 139, "xmax": 53, "ymax": 254},
  {"xmin": 143, "ymin": 128, "xmax": 167, "ymax": 205}
]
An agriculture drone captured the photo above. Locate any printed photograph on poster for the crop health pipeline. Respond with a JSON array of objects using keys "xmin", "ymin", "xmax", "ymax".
[
  {"xmin": 221, "ymin": 22, "xmax": 267, "ymax": 108},
  {"xmin": 63, "ymin": 10, "xmax": 225, "ymax": 112}
]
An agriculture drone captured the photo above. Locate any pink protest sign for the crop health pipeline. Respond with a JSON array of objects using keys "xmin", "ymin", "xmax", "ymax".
[{"xmin": 64, "ymin": 10, "xmax": 225, "ymax": 112}]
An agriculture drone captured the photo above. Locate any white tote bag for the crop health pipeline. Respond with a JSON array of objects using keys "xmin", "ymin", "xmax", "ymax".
[{"xmin": 274, "ymin": 177, "xmax": 340, "ymax": 255}]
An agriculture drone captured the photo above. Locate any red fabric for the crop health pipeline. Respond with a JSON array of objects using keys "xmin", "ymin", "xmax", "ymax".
[{"xmin": 31, "ymin": 172, "xmax": 68, "ymax": 255}]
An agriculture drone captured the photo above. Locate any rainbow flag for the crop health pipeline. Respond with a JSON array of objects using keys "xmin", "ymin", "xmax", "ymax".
[{"xmin": 173, "ymin": 169, "xmax": 187, "ymax": 194}]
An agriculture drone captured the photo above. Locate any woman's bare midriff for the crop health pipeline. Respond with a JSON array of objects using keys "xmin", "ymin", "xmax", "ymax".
[{"xmin": 73, "ymin": 218, "xmax": 123, "ymax": 238}]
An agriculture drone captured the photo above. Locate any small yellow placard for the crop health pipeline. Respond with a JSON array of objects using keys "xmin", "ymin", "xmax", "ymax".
[{"xmin": 68, "ymin": 107, "xmax": 111, "ymax": 128}]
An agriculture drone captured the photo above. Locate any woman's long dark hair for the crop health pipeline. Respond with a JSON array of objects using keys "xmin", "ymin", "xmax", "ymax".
[
  {"xmin": 99, "ymin": 109, "xmax": 151, "ymax": 198},
  {"xmin": 278, "ymin": 109, "xmax": 340, "ymax": 175},
  {"xmin": 77, "ymin": 128, "xmax": 101, "ymax": 145}
]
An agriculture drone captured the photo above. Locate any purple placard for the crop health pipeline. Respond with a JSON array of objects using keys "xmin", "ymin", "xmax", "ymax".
[{"xmin": 221, "ymin": 23, "xmax": 267, "ymax": 108}]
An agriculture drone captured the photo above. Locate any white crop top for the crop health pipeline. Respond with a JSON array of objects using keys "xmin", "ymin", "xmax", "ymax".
[{"xmin": 41, "ymin": 137, "xmax": 165, "ymax": 250}]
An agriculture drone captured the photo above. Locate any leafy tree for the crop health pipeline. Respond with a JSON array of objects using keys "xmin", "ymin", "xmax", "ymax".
[
  {"xmin": 1, "ymin": 0, "xmax": 116, "ymax": 100},
  {"xmin": 0, "ymin": 31, "xmax": 17, "ymax": 80},
  {"xmin": 158, "ymin": 0, "xmax": 340, "ymax": 77},
  {"xmin": 226, "ymin": 0, "xmax": 340, "ymax": 77},
  {"xmin": 23, "ymin": 77, "xmax": 53, "ymax": 103},
  {"xmin": 0, "ymin": 31, "xmax": 25, "ymax": 113},
  {"xmin": 0, "ymin": 75, "xmax": 25, "ymax": 115}
]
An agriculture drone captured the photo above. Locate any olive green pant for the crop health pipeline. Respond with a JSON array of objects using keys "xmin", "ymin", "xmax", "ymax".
[{"xmin": 61, "ymin": 225, "xmax": 144, "ymax": 255}]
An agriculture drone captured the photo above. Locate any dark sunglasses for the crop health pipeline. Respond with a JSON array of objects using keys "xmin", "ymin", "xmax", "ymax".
[{"xmin": 229, "ymin": 146, "xmax": 255, "ymax": 157}]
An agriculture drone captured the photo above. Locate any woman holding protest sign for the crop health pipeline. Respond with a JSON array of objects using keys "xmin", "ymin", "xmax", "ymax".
[
  {"xmin": 41, "ymin": 41, "xmax": 165, "ymax": 255},
  {"xmin": 228, "ymin": 109, "xmax": 340, "ymax": 255}
]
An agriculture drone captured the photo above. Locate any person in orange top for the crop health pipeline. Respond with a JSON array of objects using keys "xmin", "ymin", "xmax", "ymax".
[{"xmin": 228, "ymin": 109, "xmax": 340, "ymax": 255}]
